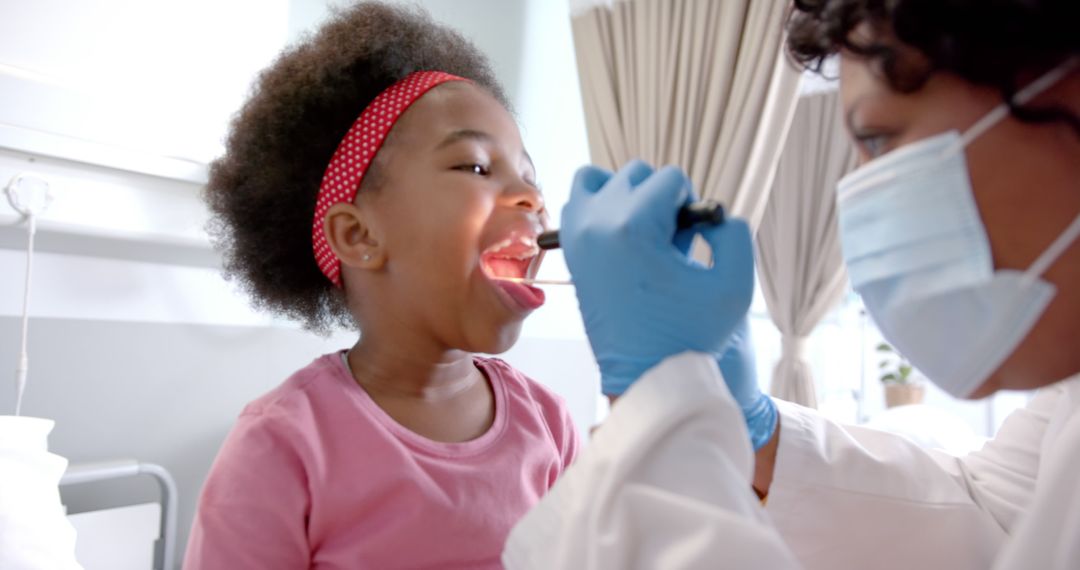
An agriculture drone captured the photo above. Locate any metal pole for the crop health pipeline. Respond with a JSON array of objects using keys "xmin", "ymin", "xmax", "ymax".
[{"xmin": 60, "ymin": 460, "xmax": 178, "ymax": 570}]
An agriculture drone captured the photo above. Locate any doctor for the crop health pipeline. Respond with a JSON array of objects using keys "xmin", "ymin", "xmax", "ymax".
[{"xmin": 503, "ymin": 1, "xmax": 1079, "ymax": 568}]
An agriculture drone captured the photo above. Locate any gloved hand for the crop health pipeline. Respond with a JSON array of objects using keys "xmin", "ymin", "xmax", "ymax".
[
  {"xmin": 561, "ymin": 159, "xmax": 755, "ymax": 397},
  {"xmin": 716, "ymin": 316, "xmax": 778, "ymax": 451}
]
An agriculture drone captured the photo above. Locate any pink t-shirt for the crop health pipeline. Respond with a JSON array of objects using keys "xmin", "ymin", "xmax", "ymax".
[{"xmin": 185, "ymin": 353, "xmax": 578, "ymax": 569}]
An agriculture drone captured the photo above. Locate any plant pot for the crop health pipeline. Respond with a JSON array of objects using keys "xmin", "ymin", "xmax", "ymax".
[{"xmin": 884, "ymin": 383, "xmax": 925, "ymax": 408}]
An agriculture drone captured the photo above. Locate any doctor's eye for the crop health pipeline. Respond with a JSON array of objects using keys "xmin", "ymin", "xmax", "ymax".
[{"xmin": 854, "ymin": 132, "xmax": 892, "ymax": 158}]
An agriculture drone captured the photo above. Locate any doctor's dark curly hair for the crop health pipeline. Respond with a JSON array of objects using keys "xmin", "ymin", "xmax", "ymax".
[
  {"xmin": 786, "ymin": 0, "xmax": 1080, "ymax": 134},
  {"xmin": 205, "ymin": 1, "xmax": 507, "ymax": 332}
]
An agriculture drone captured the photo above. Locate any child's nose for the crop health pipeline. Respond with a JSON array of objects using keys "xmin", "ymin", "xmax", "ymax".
[{"xmin": 504, "ymin": 181, "xmax": 545, "ymax": 214}]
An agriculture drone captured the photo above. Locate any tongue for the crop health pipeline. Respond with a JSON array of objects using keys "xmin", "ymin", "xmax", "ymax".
[{"xmin": 495, "ymin": 280, "xmax": 546, "ymax": 310}]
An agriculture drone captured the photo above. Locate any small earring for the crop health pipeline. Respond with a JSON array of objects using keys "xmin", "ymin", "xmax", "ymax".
[{"xmin": 362, "ymin": 254, "xmax": 372, "ymax": 261}]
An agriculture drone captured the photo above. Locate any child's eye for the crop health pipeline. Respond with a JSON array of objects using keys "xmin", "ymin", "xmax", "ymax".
[{"xmin": 455, "ymin": 164, "xmax": 490, "ymax": 176}]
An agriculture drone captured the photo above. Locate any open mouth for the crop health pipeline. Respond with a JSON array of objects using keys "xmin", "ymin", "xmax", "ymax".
[
  {"xmin": 480, "ymin": 235, "xmax": 541, "ymax": 281},
  {"xmin": 480, "ymin": 234, "xmax": 545, "ymax": 311}
]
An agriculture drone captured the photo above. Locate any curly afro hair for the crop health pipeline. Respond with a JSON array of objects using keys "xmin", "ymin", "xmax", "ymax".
[
  {"xmin": 786, "ymin": 0, "xmax": 1079, "ymax": 133},
  {"xmin": 205, "ymin": 1, "xmax": 508, "ymax": 333}
]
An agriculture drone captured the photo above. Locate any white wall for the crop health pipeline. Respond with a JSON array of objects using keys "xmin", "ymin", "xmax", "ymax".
[
  {"xmin": 0, "ymin": 0, "xmax": 290, "ymax": 166},
  {"xmin": 0, "ymin": 1, "xmax": 594, "ymax": 567}
]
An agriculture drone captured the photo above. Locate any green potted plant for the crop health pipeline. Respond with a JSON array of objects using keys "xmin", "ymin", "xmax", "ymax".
[{"xmin": 876, "ymin": 342, "xmax": 925, "ymax": 408}]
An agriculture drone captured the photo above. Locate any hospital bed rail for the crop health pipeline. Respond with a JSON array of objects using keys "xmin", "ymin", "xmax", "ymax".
[{"xmin": 60, "ymin": 459, "xmax": 178, "ymax": 570}]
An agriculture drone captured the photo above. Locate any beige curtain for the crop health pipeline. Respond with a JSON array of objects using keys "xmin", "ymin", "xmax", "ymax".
[
  {"xmin": 757, "ymin": 90, "xmax": 857, "ymax": 408},
  {"xmin": 570, "ymin": 0, "xmax": 800, "ymax": 227}
]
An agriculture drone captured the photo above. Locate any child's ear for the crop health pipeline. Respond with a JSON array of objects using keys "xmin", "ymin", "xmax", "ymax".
[{"xmin": 324, "ymin": 202, "xmax": 386, "ymax": 271}]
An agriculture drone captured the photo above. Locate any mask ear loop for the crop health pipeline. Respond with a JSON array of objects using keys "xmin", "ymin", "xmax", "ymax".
[
  {"xmin": 938, "ymin": 56, "xmax": 1080, "ymax": 287},
  {"xmin": 946, "ymin": 57, "xmax": 1079, "ymax": 156},
  {"xmin": 1021, "ymin": 212, "xmax": 1080, "ymax": 287}
]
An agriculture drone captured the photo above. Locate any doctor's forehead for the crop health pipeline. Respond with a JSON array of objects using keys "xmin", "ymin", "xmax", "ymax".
[
  {"xmin": 840, "ymin": 51, "xmax": 1004, "ymax": 138},
  {"xmin": 838, "ymin": 54, "xmax": 904, "ymax": 128},
  {"xmin": 835, "ymin": 22, "xmax": 933, "ymax": 125}
]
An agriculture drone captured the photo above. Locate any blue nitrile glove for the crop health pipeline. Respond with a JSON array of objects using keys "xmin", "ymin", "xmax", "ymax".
[
  {"xmin": 716, "ymin": 316, "xmax": 778, "ymax": 450},
  {"xmin": 561, "ymin": 159, "xmax": 755, "ymax": 397}
]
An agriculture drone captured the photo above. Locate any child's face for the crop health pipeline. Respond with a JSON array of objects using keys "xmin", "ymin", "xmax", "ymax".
[{"xmin": 356, "ymin": 82, "xmax": 547, "ymax": 354}]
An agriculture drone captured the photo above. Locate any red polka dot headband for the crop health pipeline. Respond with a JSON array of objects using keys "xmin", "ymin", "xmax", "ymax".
[{"xmin": 312, "ymin": 71, "xmax": 468, "ymax": 287}]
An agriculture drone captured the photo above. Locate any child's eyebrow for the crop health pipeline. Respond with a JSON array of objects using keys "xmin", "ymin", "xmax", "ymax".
[
  {"xmin": 437, "ymin": 129, "xmax": 536, "ymax": 175},
  {"xmin": 436, "ymin": 129, "xmax": 494, "ymax": 150}
]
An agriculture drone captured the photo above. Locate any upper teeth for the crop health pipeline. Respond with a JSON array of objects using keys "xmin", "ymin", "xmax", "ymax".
[
  {"xmin": 485, "ymin": 238, "xmax": 513, "ymax": 253},
  {"xmin": 483, "ymin": 236, "xmax": 539, "ymax": 259}
]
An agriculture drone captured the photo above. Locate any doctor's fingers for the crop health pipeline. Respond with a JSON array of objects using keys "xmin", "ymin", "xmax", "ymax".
[
  {"xmin": 672, "ymin": 225, "xmax": 696, "ymax": 255},
  {"xmin": 568, "ymin": 164, "xmax": 615, "ymax": 203},
  {"xmin": 697, "ymin": 219, "xmax": 756, "ymax": 299},
  {"xmin": 568, "ymin": 159, "xmax": 653, "ymax": 205},
  {"xmin": 627, "ymin": 165, "xmax": 693, "ymax": 239},
  {"xmin": 611, "ymin": 159, "xmax": 655, "ymax": 192}
]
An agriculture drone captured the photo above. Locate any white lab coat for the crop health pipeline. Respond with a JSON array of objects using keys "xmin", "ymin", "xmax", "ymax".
[{"xmin": 502, "ymin": 352, "xmax": 1080, "ymax": 569}]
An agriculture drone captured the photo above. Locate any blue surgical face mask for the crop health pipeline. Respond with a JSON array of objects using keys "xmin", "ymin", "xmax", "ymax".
[{"xmin": 836, "ymin": 58, "xmax": 1080, "ymax": 398}]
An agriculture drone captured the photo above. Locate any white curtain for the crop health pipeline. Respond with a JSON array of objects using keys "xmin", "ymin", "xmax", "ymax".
[
  {"xmin": 570, "ymin": 0, "xmax": 800, "ymax": 227},
  {"xmin": 757, "ymin": 90, "xmax": 857, "ymax": 408}
]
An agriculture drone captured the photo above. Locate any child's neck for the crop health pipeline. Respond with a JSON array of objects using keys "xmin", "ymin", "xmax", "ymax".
[
  {"xmin": 346, "ymin": 334, "xmax": 480, "ymax": 401},
  {"xmin": 346, "ymin": 332, "xmax": 496, "ymax": 444}
]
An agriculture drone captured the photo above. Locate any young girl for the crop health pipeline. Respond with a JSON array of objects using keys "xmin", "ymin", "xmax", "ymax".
[{"xmin": 184, "ymin": 3, "xmax": 579, "ymax": 568}]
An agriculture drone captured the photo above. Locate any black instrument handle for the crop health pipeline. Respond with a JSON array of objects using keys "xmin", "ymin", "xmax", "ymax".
[{"xmin": 537, "ymin": 200, "xmax": 725, "ymax": 251}]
